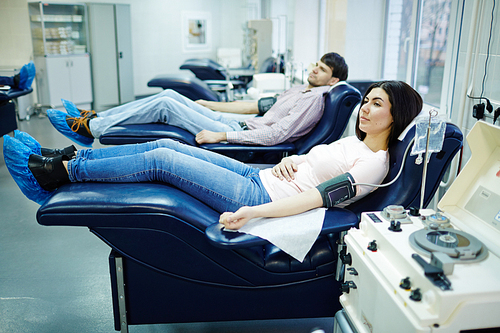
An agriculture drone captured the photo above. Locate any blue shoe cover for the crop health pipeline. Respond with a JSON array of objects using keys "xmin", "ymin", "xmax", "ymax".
[
  {"xmin": 14, "ymin": 130, "xmax": 41, "ymax": 155},
  {"xmin": 61, "ymin": 99, "xmax": 80, "ymax": 118},
  {"xmin": 46, "ymin": 109, "xmax": 93, "ymax": 147},
  {"xmin": 18, "ymin": 61, "xmax": 36, "ymax": 90},
  {"xmin": 3, "ymin": 135, "xmax": 53, "ymax": 205}
]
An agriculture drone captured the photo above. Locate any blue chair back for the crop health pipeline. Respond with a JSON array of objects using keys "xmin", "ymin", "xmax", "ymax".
[
  {"xmin": 346, "ymin": 123, "xmax": 463, "ymax": 217},
  {"xmin": 293, "ymin": 83, "xmax": 361, "ymax": 155},
  {"xmin": 180, "ymin": 58, "xmax": 228, "ymax": 81},
  {"xmin": 147, "ymin": 74, "xmax": 220, "ymax": 101}
]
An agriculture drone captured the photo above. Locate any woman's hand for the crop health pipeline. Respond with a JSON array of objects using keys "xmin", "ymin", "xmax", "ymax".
[
  {"xmin": 271, "ymin": 157, "xmax": 298, "ymax": 181},
  {"xmin": 219, "ymin": 206, "xmax": 257, "ymax": 230}
]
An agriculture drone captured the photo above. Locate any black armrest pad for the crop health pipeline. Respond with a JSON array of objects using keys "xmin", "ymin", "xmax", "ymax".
[
  {"xmin": 99, "ymin": 124, "xmax": 197, "ymax": 146},
  {"xmin": 205, "ymin": 207, "xmax": 358, "ymax": 249},
  {"xmin": 200, "ymin": 142, "xmax": 296, "ymax": 152}
]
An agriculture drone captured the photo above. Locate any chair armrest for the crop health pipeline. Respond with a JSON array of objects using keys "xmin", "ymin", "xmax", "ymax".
[
  {"xmin": 201, "ymin": 142, "xmax": 296, "ymax": 153},
  {"xmin": 205, "ymin": 207, "xmax": 359, "ymax": 249},
  {"xmin": 0, "ymin": 88, "xmax": 33, "ymax": 101}
]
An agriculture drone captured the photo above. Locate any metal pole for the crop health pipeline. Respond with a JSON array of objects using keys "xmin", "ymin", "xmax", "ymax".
[{"xmin": 420, "ymin": 109, "xmax": 438, "ymax": 209}]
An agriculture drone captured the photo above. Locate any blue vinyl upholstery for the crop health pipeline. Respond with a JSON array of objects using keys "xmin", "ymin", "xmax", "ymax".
[
  {"xmin": 0, "ymin": 88, "xmax": 32, "ymax": 136},
  {"xmin": 180, "ymin": 58, "xmax": 228, "ymax": 81},
  {"xmin": 147, "ymin": 74, "xmax": 221, "ymax": 101},
  {"xmin": 36, "ymin": 123, "xmax": 462, "ymax": 331},
  {"xmin": 99, "ymin": 83, "xmax": 361, "ymax": 163}
]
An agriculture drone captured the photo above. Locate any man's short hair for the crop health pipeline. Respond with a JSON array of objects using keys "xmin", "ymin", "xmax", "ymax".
[{"xmin": 321, "ymin": 52, "xmax": 348, "ymax": 81}]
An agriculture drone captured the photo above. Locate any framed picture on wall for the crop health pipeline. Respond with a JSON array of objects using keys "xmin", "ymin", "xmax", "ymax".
[{"xmin": 182, "ymin": 11, "xmax": 212, "ymax": 52}]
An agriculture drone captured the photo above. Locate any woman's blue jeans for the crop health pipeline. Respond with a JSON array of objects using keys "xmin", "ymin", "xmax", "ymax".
[{"xmin": 67, "ymin": 139, "xmax": 271, "ymax": 213}]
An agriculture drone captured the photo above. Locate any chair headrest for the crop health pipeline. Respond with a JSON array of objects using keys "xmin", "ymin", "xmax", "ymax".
[
  {"xmin": 180, "ymin": 58, "xmax": 227, "ymax": 81},
  {"xmin": 346, "ymin": 122, "xmax": 463, "ymax": 218}
]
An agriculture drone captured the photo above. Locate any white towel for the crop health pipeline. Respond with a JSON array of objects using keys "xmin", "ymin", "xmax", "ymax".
[{"xmin": 228, "ymin": 208, "xmax": 326, "ymax": 262}]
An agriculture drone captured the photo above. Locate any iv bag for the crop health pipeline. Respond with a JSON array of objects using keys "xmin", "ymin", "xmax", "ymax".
[{"xmin": 411, "ymin": 115, "xmax": 446, "ymax": 156}]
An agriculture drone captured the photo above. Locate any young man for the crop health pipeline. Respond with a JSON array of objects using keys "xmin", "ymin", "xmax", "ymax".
[{"xmin": 47, "ymin": 53, "xmax": 348, "ymax": 147}]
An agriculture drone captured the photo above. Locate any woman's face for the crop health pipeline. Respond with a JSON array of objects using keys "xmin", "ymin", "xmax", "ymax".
[{"xmin": 358, "ymin": 87, "xmax": 394, "ymax": 137}]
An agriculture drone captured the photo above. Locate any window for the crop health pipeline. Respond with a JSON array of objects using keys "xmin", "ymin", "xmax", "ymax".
[{"xmin": 383, "ymin": 0, "xmax": 452, "ymax": 106}]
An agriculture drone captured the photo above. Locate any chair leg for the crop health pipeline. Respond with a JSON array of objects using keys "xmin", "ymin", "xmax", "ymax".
[
  {"xmin": 335, "ymin": 231, "xmax": 349, "ymax": 282},
  {"xmin": 115, "ymin": 256, "xmax": 129, "ymax": 333}
]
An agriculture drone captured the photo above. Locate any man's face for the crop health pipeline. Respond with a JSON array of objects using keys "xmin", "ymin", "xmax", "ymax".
[{"xmin": 307, "ymin": 60, "xmax": 339, "ymax": 87}]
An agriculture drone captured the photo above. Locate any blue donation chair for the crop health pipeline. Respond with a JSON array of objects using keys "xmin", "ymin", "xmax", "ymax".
[
  {"xmin": 149, "ymin": 58, "xmax": 250, "ymax": 102},
  {"xmin": 0, "ymin": 88, "xmax": 33, "ymax": 136},
  {"xmin": 148, "ymin": 57, "xmax": 282, "ymax": 102},
  {"xmin": 99, "ymin": 83, "xmax": 362, "ymax": 163},
  {"xmin": 36, "ymin": 123, "xmax": 462, "ymax": 332}
]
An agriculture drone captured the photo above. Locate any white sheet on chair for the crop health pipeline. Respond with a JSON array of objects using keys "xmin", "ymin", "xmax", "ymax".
[{"xmin": 229, "ymin": 208, "xmax": 326, "ymax": 262}]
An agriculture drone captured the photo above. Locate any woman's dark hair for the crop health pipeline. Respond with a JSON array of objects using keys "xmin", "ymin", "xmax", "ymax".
[
  {"xmin": 321, "ymin": 52, "xmax": 348, "ymax": 81},
  {"xmin": 355, "ymin": 80, "xmax": 423, "ymax": 146}
]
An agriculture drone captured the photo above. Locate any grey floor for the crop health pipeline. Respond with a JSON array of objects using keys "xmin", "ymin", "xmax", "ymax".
[{"xmin": 0, "ymin": 115, "xmax": 334, "ymax": 333}]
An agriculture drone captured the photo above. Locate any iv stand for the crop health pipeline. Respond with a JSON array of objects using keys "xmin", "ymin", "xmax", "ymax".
[{"xmin": 420, "ymin": 109, "xmax": 438, "ymax": 210}]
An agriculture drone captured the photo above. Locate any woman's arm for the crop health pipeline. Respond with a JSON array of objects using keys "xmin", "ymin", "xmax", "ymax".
[
  {"xmin": 219, "ymin": 188, "xmax": 323, "ymax": 230},
  {"xmin": 196, "ymin": 100, "xmax": 259, "ymax": 114}
]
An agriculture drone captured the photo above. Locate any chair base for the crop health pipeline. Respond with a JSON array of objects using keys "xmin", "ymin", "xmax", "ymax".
[{"xmin": 108, "ymin": 250, "xmax": 342, "ymax": 331}]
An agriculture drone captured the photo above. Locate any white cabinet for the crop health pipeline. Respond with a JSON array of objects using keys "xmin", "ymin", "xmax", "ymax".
[
  {"xmin": 40, "ymin": 55, "xmax": 92, "ymax": 107},
  {"xmin": 29, "ymin": 2, "xmax": 93, "ymax": 109}
]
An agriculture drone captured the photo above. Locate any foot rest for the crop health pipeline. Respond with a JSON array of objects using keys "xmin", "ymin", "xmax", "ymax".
[{"xmin": 148, "ymin": 74, "xmax": 220, "ymax": 101}]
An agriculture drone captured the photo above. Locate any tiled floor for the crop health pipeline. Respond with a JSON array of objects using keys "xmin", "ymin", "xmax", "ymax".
[{"xmin": 0, "ymin": 115, "xmax": 334, "ymax": 333}]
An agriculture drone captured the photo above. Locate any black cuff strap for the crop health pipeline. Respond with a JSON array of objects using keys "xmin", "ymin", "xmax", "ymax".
[
  {"xmin": 257, "ymin": 96, "xmax": 277, "ymax": 116},
  {"xmin": 316, "ymin": 173, "xmax": 356, "ymax": 208}
]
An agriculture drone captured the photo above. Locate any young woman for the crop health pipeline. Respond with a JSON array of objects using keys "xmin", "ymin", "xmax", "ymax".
[{"xmin": 4, "ymin": 81, "xmax": 422, "ymax": 230}]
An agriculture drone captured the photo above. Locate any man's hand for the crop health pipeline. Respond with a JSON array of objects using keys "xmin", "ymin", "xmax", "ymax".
[
  {"xmin": 195, "ymin": 130, "xmax": 227, "ymax": 144},
  {"xmin": 195, "ymin": 99, "xmax": 214, "ymax": 110}
]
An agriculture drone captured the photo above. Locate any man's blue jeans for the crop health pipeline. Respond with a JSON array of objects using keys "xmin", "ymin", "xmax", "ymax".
[
  {"xmin": 68, "ymin": 139, "xmax": 272, "ymax": 213},
  {"xmin": 89, "ymin": 89, "xmax": 244, "ymax": 137}
]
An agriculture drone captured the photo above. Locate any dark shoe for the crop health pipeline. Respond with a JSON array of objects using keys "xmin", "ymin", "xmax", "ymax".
[
  {"xmin": 40, "ymin": 145, "xmax": 77, "ymax": 159},
  {"xmin": 28, "ymin": 155, "xmax": 70, "ymax": 192},
  {"xmin": 46, "ymin": 109, "xmax": 94, "ymax": 147},
  {"xmin": 66, "ymin": 116, "xmax": 93, "ymax": 138}
]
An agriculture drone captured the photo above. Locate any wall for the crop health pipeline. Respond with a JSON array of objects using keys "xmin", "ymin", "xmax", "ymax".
[
  {"xmin": 448, "ymin": 0, "xmax": 500, "ymax": 162},
  {"xmin": 344, "ymin": 0, "xmax": 386, "ymax": 80},
  {"xmin": 1, "ymin": 0, "xmax": 248, "ymax": 98},
  {"xmin": 292, "ymin": 0, "xmax": 321, "ymax": 68},
  {"xmin": 0, "ymin": 0, "xmax": 33, "ymax": 68}
]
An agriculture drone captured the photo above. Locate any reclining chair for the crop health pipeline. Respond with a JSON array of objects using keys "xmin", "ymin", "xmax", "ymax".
[
  {"xmin": 36, "ymin": 123, "xmax": 463, "ymax": 332},
  {"xmin": 148, "ymin": 57, "xmax": 282, "ymax": 102},
  {"xmin": 99, "ymin": 83, "xmax": 361, "ymax": 163},
  {"xmin": 149, "ymin": 58, "xmax": 251, "ymax": 102},
  {"xmin": 0, "ymin": 88, "xmax": 33, "ymax": 136},
  {"xmin": 147, "ymin": 74, "xmax": 221, "ymax": 101}
]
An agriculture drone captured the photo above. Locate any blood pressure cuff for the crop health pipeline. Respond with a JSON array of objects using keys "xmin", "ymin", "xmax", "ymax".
[
  {"xmin": 257, "ymin": 96, "xmax": 277, "ymax": 116},
  {"xmin": 316, "ymin": 173, "xmax": 357, "ymax": 208}
]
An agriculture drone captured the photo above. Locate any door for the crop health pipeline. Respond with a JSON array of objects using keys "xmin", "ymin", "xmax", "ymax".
[
  {"xmin": 45, "ymin": 56, "xmax": 72, "ymax": 107},
  {"xmin": 69, "ymin": 55, "xmax": 93, "ymax": 105}
]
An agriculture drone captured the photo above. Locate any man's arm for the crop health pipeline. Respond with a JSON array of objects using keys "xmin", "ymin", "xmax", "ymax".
[
  {"xmin": 226, "ymin": 93, "xmax": 325, "ymax": 146},
  {"xmin": 196, "ymin": 100, "xmax": 259, "ymax": 114}
]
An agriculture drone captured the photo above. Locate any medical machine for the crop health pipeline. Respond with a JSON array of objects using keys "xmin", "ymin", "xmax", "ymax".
[{"xmin": 335, "ymin": 121, "xmax": 500, "ymax": 333}]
